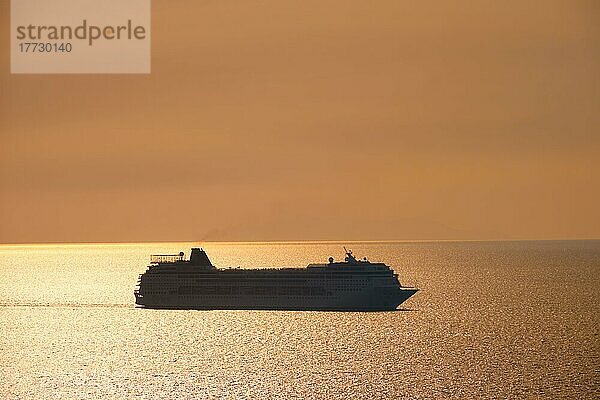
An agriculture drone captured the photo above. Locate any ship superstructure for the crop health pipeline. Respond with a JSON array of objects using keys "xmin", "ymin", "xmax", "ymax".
[{"xmin": 134, "ymin": 248, "xmax": 418, "ymax": 311}]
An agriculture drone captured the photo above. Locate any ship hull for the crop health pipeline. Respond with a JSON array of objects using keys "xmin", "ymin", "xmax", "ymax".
[{"xmin": 135, "ymin": 287, "xmax": 418, "ymax": 311}]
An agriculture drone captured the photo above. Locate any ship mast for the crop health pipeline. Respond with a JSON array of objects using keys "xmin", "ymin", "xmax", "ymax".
[{"xmin": 343, "ymin": 246, "xmax": 357, "ymax": 263}]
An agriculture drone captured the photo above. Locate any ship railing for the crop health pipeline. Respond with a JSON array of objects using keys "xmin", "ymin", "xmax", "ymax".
[{"xmin": 150, "ymin": 254, "xmax": 184, "ymax": 264}]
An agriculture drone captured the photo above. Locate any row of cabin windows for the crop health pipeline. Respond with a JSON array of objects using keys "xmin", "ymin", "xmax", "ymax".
[
  {"xmin": 147, "ymin": 273, "xmax": 389, "ymax": 279},
  {"xmin": 147, "ymin": 294, "xmax": 336, "ymax": 299},
  {"xmin": 179, "ymin": 294, "xmax": 331, "ymax": 299},
  {"xmin": 146, "ymin": 287, "xmax": 364, "ymax": 296},
  {"xmin": 144, "ymin": 279, "xmax": 373, "ymax": 285},
  {"xmin": 145, "ymin": 285, "xmax": 368, "ymax": 291}
]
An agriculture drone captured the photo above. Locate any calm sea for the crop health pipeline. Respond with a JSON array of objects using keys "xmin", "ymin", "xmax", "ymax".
[{"xmin": 0, "ymin": 241, "xmax": 598, "ymax": 399}]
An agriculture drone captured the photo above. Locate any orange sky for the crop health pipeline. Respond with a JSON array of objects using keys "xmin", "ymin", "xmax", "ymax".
[{"xmin": 0, "ymin": 1, "xmax": 599, "ymax": 243}]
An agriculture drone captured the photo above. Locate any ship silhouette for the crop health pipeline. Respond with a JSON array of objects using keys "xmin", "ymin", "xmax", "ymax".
[{"xmin": 134, "ymin": 248, "xmax": 418, "ymax": 311}]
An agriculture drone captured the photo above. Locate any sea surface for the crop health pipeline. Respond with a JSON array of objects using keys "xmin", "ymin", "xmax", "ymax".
[{"xmin": 0, "ymin": 241, "xmax": 598, "ymax": 399}]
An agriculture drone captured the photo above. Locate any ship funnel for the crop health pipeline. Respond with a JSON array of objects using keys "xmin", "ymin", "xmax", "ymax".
[{"xmin": 190, "ymin": 248, "xmax": 213, "ymax": 267}]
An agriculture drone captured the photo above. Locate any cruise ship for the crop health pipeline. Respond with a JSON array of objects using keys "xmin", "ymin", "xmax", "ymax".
[{"xmin": 134, "ymin": 248, "xmax": 418, "ymax": 311}]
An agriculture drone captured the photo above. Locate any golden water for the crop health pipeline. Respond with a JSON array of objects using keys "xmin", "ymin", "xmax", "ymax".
[{"xmin": 1, "ymin": 241, "xmax": 598, "ymax": 398}]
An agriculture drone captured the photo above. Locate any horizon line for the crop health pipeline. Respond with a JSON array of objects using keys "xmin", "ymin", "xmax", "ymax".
[{"xmin": 1, "ymin": 238, "xmax": 599, "ymax": 247}]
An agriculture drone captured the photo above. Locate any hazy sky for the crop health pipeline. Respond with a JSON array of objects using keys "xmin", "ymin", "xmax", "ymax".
[{"xmin": 1, "ymin": 1, "xmax": 599, "ymax": 243}]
